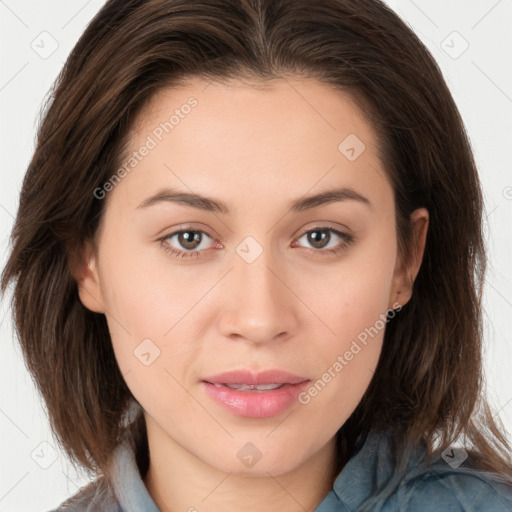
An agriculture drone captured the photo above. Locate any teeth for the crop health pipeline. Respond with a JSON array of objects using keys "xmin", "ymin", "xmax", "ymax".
[{"xmin": 214, "ymin": 383, "xmax": 286, "ymax": 391}]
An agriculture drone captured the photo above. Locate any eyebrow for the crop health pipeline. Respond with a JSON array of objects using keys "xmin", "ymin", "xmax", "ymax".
[{"xmin": 136, "ymin": 186, "xmax": 372, "ymax": 214}]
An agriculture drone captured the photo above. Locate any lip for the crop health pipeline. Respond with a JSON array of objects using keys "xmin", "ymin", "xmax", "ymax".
[
  {"xmin": 202, "ymin": 369, "xmax": 309, "ymax": 385},
  {"xmin": 201, "ymin": 369, "xmax": 310, "ymax": 418}
]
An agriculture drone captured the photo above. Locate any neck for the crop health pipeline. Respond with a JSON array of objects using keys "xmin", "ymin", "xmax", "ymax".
[{"xmin": 143, "ymin": 418, "xmax": 340, "ymax": 512}]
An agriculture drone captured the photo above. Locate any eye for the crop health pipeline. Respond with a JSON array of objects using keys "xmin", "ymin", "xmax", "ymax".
[
  {"xmin": 160, "ymin": 227, "xmax": 216, "ymax": 258},
  {"xmin": 293, "ymin": 226, "xmax": 354, "ymax": 256},
  {"xmin": 159, "ymin": 225, "xmax": 354, "ymax": 259}
]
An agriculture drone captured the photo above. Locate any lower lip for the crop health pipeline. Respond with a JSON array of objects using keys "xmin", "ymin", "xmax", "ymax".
[{"xmin": 201, "ymin": 381, "xmax": 310, "ymax": 418}]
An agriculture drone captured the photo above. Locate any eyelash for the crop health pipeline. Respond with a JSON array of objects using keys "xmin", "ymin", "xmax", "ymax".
[{"xmin": 159, "ymin": 226, "xmax": 354, "ymax": 259}]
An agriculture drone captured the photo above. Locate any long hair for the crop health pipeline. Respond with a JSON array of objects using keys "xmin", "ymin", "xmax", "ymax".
[{"xmin": 2, "ymin": 0, "xmax": 511, "ymax": 492}]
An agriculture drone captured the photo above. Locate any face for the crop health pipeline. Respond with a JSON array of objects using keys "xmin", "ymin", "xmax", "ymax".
[{"xmin": 78, "ymin": 76, "xmax": 428, "ymax": 477}]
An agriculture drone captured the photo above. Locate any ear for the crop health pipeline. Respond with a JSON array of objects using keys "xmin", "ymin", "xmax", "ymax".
[
  {"xmin": 388, "ymin": 207, "xmax": 429, "ymax": 309},
  {"xmin": 67, "ymin": 239, "xmax": 106, "ymax": 314}
]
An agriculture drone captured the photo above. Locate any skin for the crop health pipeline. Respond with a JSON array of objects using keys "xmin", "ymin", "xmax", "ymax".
[{"xmin": 76, "ymin": 76, "xmax": 428, "ymax": 512}]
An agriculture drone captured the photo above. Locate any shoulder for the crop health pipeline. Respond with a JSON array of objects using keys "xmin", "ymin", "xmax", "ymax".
[
  {"xmin": 46, "ymin": 476, "xmax": 121, "ymax": 512},
  {"xmin": 330, "ymin": 429, "xmax": 512, "ymax": 512},
  {"xmin": 391, "ymin": 467, "xmax": 512, "ymax": 512}
]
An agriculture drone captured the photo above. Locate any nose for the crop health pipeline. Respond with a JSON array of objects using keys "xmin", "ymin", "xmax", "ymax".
[{"xmin": 217, "ymin": 249, "xmax": 299, "ymax": 345}]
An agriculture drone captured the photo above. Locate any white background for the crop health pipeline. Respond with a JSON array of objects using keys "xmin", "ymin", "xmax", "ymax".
[{"xmin": 1, "ymin": 1, "xmax": 511, "ymax": 510}]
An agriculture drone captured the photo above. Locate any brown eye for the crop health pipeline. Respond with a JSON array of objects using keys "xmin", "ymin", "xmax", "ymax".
[
  {"xmin": 161, "ymin": 228, "xmax": 215, "ymax": 258},
  {"xmin": 294, "ymin": 227, "xmax": 354, "ymax": 255}
]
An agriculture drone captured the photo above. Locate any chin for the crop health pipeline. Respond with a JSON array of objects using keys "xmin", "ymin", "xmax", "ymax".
[{"xmin": 202, "ymin": 444, "xmax": 308, "ymax": 478}]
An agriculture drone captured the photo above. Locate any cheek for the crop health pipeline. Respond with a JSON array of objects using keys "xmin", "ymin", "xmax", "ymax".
[
  {"xmin": 98, "ymin": 230, "xmax": 209, "ymax": 335},
  {"xmin": 297, "ymin": 250, "xmax": 395, "ymax": 347},
  {"xmin": 294, "ymin": 297, "xmax": 388, "ymax": 434},
  {"xmin": 97, "ymin": 236, "xmax": 214, "ymax": 404},
  {"xmin": 293, "ymin": 242, "xmax": 396, "ymax": 413}
]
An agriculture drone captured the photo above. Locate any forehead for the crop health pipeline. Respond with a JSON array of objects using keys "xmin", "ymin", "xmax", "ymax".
[
  {"xmin": 111, "ymin": 76, "xmax": 390, "ymax": 216},
  {"xmin": 129, "ymin": 76, "xmax": 376, "ymax": 148}
]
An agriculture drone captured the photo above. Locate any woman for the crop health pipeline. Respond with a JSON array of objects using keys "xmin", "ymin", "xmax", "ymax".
[{"xmin": 2, "ymin": 0, "xmax": 512, "ymax": 510}]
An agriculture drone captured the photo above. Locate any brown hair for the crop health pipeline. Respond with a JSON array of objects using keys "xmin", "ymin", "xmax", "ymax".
[{"xmin": 2, "ymin": 0, "xmax": 511, "ymax": 494}]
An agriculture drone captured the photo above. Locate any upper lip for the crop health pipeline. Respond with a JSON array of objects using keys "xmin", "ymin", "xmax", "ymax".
[{"xmin": 202, "ymin": 369, "xmax": 309, "ymax": 385}]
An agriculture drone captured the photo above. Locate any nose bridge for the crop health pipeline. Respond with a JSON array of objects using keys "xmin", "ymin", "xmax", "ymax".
[{"xmin": 218, "ymin": 239, "xmax": 297, "ymax": 343}]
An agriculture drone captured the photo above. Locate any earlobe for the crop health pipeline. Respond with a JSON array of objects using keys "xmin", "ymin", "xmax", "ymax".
[
  {"xmin": 389, "ymin": 208, "xmax": 429, "ymax": 309},
  {"xmin": 68, "ymin": 239, "xmax": 105, "ymax": 314}
]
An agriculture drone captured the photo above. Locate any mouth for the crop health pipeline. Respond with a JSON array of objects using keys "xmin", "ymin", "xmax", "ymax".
[{"xmin": 200, "ymin": 369, "xmax": 310, "ymax": 418}]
